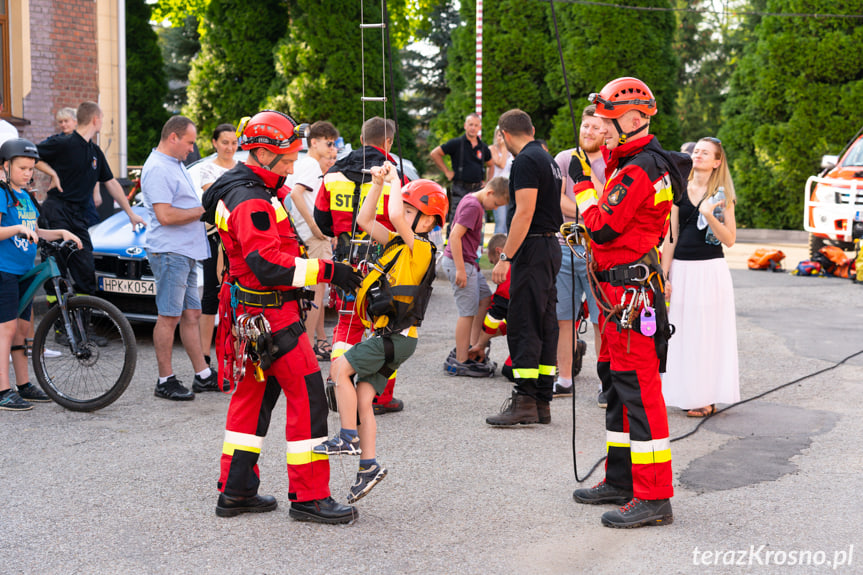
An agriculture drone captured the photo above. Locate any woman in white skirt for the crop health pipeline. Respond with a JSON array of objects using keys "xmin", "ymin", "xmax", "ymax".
[{"xmin": 661, "ymin": 137, "xmax": 739, "ymax": 417}]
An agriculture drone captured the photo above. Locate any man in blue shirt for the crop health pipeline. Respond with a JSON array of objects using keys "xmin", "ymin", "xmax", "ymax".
[{"xmin": 141, "ymin": 116, "xmax": 217, "ymax": 401}]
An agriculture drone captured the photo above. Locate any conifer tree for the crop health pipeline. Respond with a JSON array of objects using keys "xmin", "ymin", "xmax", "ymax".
[
  {"xmin": 184, "ymin": 0, "xmax": 287, "ymax": 146},
  {"xmin": 126, "ymin": 0, "xmax": 170, "ymax": 164},
  {"xmin": 721, "ymin": 0, "xmax": 863, "ymax": 229}
]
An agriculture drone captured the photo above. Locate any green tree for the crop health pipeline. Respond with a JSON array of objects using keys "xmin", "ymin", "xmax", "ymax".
[
  {"xmin": 126, "ymin": 0, "xmax": 170, "ymax": 164},
  {"xmin": 267, "ymin": 0, "xmax": 416, "ymax": 161},
  {"xmin": 157, "ymin": 15, "xmax": 200, "ymax": 113},
  {"xmin": 545, "ymin": 0, "xmax": 680, "ymax": 153},
  {"xmin": 432, "ymin": 0, "xmax": 559, "ymax": 148},
  {"xmin": 184, "ymin": 0, "xmax": 287, "ymax": 151},
  {"xmin": 720, "ymin": 0, "xmax": 863, "ymax": 229}
]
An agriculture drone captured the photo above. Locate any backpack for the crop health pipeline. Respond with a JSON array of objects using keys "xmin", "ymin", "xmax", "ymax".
[
  {"xmin": 812, "ymin": 245, "xmax": 851, "ymax": 278},
  {"xmin": 747, "ymin": 248, "xmax": 785, "ymax": 271},
  {"xmin": 791, "ymin": 260, "xmax": 824, "ymax": 276}
]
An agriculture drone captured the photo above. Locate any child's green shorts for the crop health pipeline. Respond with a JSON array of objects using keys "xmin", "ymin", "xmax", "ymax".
[{"xmin": 343, "ymin": 332, "xmax": 418, "ymax": 394}]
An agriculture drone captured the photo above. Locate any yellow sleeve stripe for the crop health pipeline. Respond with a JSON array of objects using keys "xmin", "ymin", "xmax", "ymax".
[
  {"xmin": 654, "ymin": 174, "xmax": 673, "ymax": 205},
  {"xmin": 271, "ymin": 197, "xmax": 289, "ymax": 222},
  {"xmin": 484, "ymin": 315, "xmax": 503, "ymax": 330},
  {"xmin": 215, "ymin": 200, "xmax": 231, "ymax": 232},
  {"xmin": 291, "ymin": 258, "xmax": 321, "ymax": 288},
  {"xmin": 576, "ymin": 189, "xmax": 598, "ymax": 211}
]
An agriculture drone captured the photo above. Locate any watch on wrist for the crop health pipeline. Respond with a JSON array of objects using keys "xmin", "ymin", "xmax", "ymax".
[{"xmin": 499, "ymin": 252, "xmax": 509, "ymax": 262}]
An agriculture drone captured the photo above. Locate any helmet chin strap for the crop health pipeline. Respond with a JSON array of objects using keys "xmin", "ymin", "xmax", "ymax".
[
  {"xmin": 612, "ymin": 118, "xmax": 648, "ymax": 145},
  {"xmin": 250, "ymin": 148, "xmax": 284, "ymax": 171},
  {"xmin": 411, "ymin": 210, "xmax": 421, "ymax": 233},
  {"xmin": 249, "ymin": 149, "xmax": 287, "ymax": 189}
]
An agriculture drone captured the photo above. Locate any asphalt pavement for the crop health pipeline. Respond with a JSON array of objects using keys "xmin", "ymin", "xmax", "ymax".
[{"xmin": 1, "ymin": 234, "xmax": 861, "ymax": 574}]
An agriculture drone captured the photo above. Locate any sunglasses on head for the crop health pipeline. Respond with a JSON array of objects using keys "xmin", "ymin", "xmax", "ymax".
[{"xmin": 704, "ymin": 137, "xmax": 722, "ymax": 146}]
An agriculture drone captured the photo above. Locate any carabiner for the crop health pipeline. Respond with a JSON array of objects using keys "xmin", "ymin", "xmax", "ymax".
[{"xmin": 628, "ymin": 263, "xmax": 650, "ymax": 283}]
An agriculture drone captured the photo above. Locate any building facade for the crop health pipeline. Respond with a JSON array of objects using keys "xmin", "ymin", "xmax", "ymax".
[{"xmin": 2, "ymin": 0, "xmax": 124, "ymax": 175}]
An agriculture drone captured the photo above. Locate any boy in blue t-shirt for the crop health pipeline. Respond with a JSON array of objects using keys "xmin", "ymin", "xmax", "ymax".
[{"xmin": 0, "ymin": 139, "xmax": 81, "ymax": 411}]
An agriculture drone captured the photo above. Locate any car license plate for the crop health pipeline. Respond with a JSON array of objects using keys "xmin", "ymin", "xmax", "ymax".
[{"xmin": 100, "ymin": 277, "xmax": 156, "ymax": 295}]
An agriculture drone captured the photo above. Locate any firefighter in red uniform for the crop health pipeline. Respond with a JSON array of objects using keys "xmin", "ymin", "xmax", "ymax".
[
  {"xmin": 314, "ymin": 117, "xmax": 407, "ymax": 414},
  {"xmin": 202, "ymin": 110, "xmax": 363, "ymax": 524},
  {"xmin": 569, "ymin": 78, "xmax": 691, "ymax": 528}
]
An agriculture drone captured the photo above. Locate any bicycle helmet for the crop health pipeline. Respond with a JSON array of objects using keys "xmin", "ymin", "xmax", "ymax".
[
  {"xmin": 0, "ymin": 138, "xmax": 40, "ymax": 163},
  {"xmin": 401, "ymin": 179, "xmax": 448, "ymax": 227}
]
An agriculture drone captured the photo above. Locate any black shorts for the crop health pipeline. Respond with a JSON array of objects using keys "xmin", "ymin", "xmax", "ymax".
[{"xmin": 0, "ymin": 270, "xmax": 34, "ymax": 323}]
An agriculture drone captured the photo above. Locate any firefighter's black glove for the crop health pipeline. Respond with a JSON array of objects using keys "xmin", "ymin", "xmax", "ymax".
[
  {"xmin": 331, "ymin": 262, "xmax": 362, "ymax": 292},
  {"xmin": 569, "ymin": 147, "xmax": 592, "ymax": 185}
]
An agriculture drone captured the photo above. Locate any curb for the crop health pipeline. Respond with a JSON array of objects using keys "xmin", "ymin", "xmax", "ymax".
[{"xmin": 735, "ymin": 229, "xmax": 808, "ymax": 245}]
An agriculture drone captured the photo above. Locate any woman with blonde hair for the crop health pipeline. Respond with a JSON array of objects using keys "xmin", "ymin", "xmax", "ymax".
[{"xmin": 661, "ymin": 137, "xmax": 739, "ymax": 417}]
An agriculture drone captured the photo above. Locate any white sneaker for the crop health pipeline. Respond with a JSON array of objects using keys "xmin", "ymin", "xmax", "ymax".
[{"xmin": 42, "ymin": 348, "xmax": 62, "ymax": 358}]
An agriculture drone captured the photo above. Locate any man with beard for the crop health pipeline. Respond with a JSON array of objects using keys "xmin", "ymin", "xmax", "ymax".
[{"xmin": 552, "ymin": 105, "xmax": 605, "ymax": 401}]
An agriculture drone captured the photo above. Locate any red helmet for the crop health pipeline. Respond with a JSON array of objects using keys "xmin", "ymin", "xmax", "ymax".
[
  {"xmin": 589, "ymin": 77, "xmax": 657, "ymax": 119},
  {"xmin": 239, "ymin": 110, "xmax": 308, "ymax": 155},
  {"xmin": 401, "ymin": 179, "xmax": 448, "ymax": 226}
]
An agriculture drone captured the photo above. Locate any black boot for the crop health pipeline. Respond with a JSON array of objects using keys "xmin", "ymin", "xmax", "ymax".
[
  {"xmin": 536, "ymin": 399, "xmax": 551, "ymax": 424},
  {"xmin": 485, "ymin": 391, "xmax": 539, "ymax": 426},
  {"xmin": 601, "ymin": 497, "xmax": 673, "ymax": 528},
  {"xmin": 572, "ymin": 479, "xmax": 633, "ymax": 505},
  {"xmin": 216, "ymin": 493, "xmax": 278, "ymax": 517},
  {"xmin": 289, "ymin": 496, "xmax": 358, "ymax": 524}
]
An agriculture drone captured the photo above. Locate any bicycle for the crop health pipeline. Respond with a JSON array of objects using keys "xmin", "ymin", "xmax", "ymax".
[{"xmin": 17, "ymin": 239, "xmax": 137, "ymax": 411}]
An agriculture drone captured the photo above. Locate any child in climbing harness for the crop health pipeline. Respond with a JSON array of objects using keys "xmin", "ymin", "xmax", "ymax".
[{"xmin": 313, "ymin": 163, "xmax": 447, "ymax": 504}]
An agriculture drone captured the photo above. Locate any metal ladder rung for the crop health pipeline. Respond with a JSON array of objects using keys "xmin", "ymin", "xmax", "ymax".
[
  {"xmin": 360, "ymin": 23, "xmax": 386, "ymax": 29},
  {"xmin": 361, "ymin": 97, "xmax": 387, "ymax": 102}
]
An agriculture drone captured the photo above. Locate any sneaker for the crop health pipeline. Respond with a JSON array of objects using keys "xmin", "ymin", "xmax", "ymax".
[
  {"xmin": 597, "ymin": 389, "xmax": 608, "ymax": 408},
  {"xmin": 289, "ymin": 497, "xmax": 358, "ymax": 525},
  {"xmin": 16, "ymin": 382, "xmax": 51, "ymax": 403},
  {"xmin": 347, "ymin": 463, "xmax": 388, "ymax": 504},
  {"xmin": 154, "ymin": 376, "xmax": 195, "ymax": 401},
  {"xmin": 42, "ymin": 348, "xmax": 62, "ymax": 358},
  {"xmin": 553, "ymin": 381, "xmax": 573, "ymax": 397},
  {"xmin": 444, "ymin": 357, "xmax": 495, "ymax": 378},
  {"xmin": 373, "ymin": 397, "xmax": 404, "ymax": 415},
  {"xmin": 572, "ymin": 479, "xmax": 633, "ymax": 506},
  {"xmin": 192, "ymin": 371, "xmax": 225, "ymax": 392},
  {"xmin": 54, "ymin": 330, "xmax": 70, "ymax": 347},
  {"xmin": 216, "ymin": 493, "xmax": 277, "ymax": 517},
  {"xmin": 0, "ymin": 389, "xmax": 33, "ymax": 411},
  {"xmin": 312, "ymin": 434, "xmax": 362, "ymax": 456},
  {"xmin": 601, "ymin": 497, "xmax": 673, "ymax": 528}
]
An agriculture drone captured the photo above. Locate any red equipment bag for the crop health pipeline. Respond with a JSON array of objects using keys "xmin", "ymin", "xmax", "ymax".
[
  {"xmin": 813, "ymin": 245, "xmax": 851, "ymax": 277},
  {"xmin": 748, "ymin": 248, "xmax": 786, "ymax": 271}
]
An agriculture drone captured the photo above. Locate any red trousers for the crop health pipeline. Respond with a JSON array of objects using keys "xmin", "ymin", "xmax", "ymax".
[
  {"xmin": 331, "ymin": 299, "xmax": 395, "ymax": 403},
  {"xmin": 599, "ymin": 282, "xmax": 673, "ymax": 501},
  {"xmin": 218, "ymin": 336, "xmax": 331, "ymax": 502}
]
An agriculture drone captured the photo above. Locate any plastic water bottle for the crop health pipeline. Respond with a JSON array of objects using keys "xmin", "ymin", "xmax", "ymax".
[{"xmin": 704, "ymin": 187, "xmax": 725, "ymax": 246}]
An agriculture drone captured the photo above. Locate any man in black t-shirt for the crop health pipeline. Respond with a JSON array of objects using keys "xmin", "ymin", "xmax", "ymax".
[
  {"xmin": 486, "ymin": 109, "xmax": 563, "ymax": 427},
  {"xmin": 430, "ymin": 113, "xmax": 493, "ymax": 223},
  {"xmin": 36, "ymin": 102, "xmax": 143, "ymax": 294}
]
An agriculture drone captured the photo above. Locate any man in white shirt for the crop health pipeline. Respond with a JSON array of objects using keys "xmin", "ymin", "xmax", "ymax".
[{"xmin": 285, "ymin": 120, "xmax": 339, "ymax": 360}]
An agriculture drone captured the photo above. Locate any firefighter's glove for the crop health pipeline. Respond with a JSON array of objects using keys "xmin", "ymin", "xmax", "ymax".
[
  {"xmin": 569, "ymin": 147, "xmax": 592, "ymax": 185},
  {"xmin": 331, "ymin": 262, "xmax": 363, "ymax": 292}
]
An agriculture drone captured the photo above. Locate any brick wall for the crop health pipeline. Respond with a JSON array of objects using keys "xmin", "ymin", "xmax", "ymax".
[{"xmin": 22, "ymin": 0, "xmax": 100, "ymax": 143}]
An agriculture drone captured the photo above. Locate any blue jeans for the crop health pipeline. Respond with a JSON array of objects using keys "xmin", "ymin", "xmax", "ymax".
[{"xmin": 555, "ymin": 244, "xmax": 599, "ymax": 323}]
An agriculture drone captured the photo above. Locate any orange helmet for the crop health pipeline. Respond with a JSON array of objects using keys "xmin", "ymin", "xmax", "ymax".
[
  {"xmin": 589, "ymin": 77, "xmax": 657, "ymax": 119},
  {"xmin": 401, "ymin": 179, "xmax": 448, "ymax": 227},
  {"xmin": 238, "ymin": 110, "xmax": 308, "ymax": 155}
]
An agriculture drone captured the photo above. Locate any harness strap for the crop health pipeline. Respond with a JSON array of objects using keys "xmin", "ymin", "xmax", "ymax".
[
  {"xmin": 377, "ymin": 335, "xmax": 396, "ymax": 378},
  {"xmin": 229, "ymin": 282, "xmax": 312, "ymax": 308}
]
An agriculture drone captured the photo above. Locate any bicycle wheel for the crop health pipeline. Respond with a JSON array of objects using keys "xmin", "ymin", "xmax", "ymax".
[{"xmin": 32, "ymin": 295, "xmax": 137, "ymax": 412}]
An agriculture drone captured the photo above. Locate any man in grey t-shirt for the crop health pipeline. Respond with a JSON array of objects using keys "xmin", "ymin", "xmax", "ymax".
[{"xmin": 141, "ymin": 116, "xmax": 219, "ymax": 401}]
